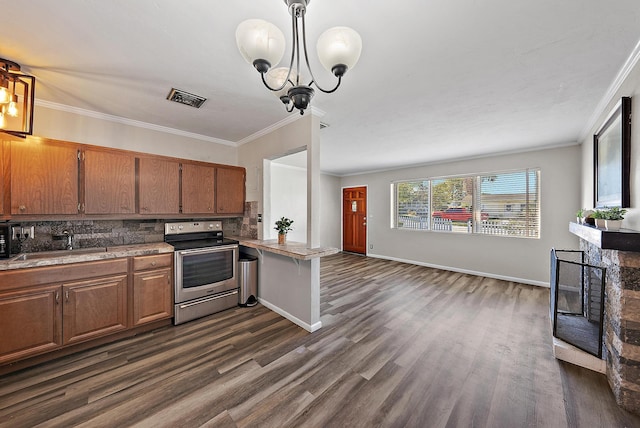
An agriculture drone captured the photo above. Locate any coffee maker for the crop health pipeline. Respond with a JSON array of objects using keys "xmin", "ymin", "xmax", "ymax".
[{"xmin": 0, "ymin": 224, "xmax": 10, "ymax": 259}]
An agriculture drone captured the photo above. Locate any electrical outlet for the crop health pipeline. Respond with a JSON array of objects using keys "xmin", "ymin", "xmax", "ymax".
[
  {"xmin": 369, "ymin": 244, "xmax": 373, "ymax": 249},
  {"xmin": 11, "ymin": 226, "xmax": 35, "ymax": 240},
  {"xmin": 23, "ymin": 226, "xmax": 35, "ymax": 239}
]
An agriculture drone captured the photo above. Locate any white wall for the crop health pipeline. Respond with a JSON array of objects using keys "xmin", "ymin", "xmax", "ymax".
[
  {"xmin": 33, "ymin": 105, "xmax": 237, "ymax": 165},
  {"xmin": 269, "ymin": 163, "xmax": 307, "ymax": 243},
  {"xmin": 580, "ymin": 54, "xmax": 640, "ymax": 230},
  {"xmin": 320, "ymin": 173, "xmax": 342, "ymax": 248},
  {"xmin": 238, "ymin": 114, "xmax": 322, "ymax": 245},
  {"xmin": 340, "ymin": 145, "xmax": 581, "ymax": 286}
]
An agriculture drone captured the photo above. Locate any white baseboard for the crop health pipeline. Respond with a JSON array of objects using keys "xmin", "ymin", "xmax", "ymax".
[
  {"xmin": 258, "ymin": 298, "xmax": 322, "ymax": 333},
  {"xmin": 366, "ymin": 253, "xmax": 549, "ymax": 288}
]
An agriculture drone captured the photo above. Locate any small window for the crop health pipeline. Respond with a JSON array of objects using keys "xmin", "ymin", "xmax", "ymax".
[
  {"xmin": 478, "ymin": 169, "xmax": 540, "ymax": 238},
  {"xmin": 395, "ymin": 180, "xmax": 429, "ymax": 229},
  {"xmin": 431, "ymin": 177, "xmax": 473, "ymax": 233}
]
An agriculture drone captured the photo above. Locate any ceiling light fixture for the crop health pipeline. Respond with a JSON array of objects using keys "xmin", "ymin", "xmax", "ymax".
[
  {"xmin": 235, "ymin": 0, "xmax": 362, "ymax": 115},
  {"xmin": 0, "ymin": 58, "xmax": 35, "ymax": 137}
]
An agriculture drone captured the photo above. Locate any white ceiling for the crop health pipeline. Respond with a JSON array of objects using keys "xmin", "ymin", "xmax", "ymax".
[{"xmin": 3, "ymin": 0, "xmax": 640, "ymax": 176}]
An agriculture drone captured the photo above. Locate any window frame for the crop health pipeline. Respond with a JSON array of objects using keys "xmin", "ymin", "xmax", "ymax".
[{"xmin": 392, "ymin": 168, "xmax": 540, "ymax": 239}]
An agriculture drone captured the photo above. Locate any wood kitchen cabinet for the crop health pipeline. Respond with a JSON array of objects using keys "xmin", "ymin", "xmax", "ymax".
[
  {"xmin": 83, "ymin": 149, "xmax": 136, "ymax": 215},
  {"xmin": 215, "ymin": 166, "xmax": 245, "ymax": 215},
  {"xmin": 137, "ymin": 157, "xmax": 180, "ymax": 215},
  {"xmin": 2, "ymin": 135, "xmax": 245, "ymax": 219},
  {"xmin": 62, "ymin": 274, "xmax": 128, "ymax": 345},
  {"xmin": 181, "ymin": 162, "xmax": 215, "ymax": 215},
  {"xmin": 131, "ymin": 254, "xmax": 173, "ymax": 326},
  {"xmin": 0, "ymin": 258, "xmax": 129, "ymax": 365},
  {"xmin": 0, "ymin": 284, "xmax": 62, "ymax": 365},
  {"xmin": 10, "ymin": 138, "xmax": 79, "ymax": 215},
  {"xmin": 0, "ymin": 141, "xmax": 5, "ymax": 217}
]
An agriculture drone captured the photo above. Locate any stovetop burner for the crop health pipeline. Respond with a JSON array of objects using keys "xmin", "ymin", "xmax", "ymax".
[
  {"xmin": 164, "ymin": 221, "xmax": 237, "ymax": 250},
  {"xmin": 169, "ymin": 238, "xmax": 238, "ymax": 251}
]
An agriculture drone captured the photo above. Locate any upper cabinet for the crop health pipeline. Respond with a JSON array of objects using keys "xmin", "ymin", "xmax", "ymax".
[
  {"xmin": 215, "ymin": 167, "xmax": 245, "ymax": 215},
  {"xmin": 10, "ymin": 139, "xmax": 79, "ymax": 215},
  {"xmin": 137, "ymin": 157, "xmax": 181, "ymax": 215},
  {"xmin": 1, "ymin": 142, "xmax": 5, "ymax": 218},
  {"xmin": 181, "ymin": 162, "xmax": 215, "ymax": 215},
  {"xmin": 2, "ymin": 136, "xmax": 245, "ymax": 219},
  {"xmin": 83, "ymin": 149, "xmax": 136, "ymax": 215}
]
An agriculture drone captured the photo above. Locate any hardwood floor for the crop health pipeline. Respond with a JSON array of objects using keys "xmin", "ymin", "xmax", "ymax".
[{"xmin": 1, "ymin": 252, "xmax": 639, "ymax": 427}]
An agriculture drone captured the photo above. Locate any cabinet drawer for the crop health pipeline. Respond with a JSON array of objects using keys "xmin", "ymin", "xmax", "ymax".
[{"xmin": 133, "ymin": 253, "xmax": 173, "ymax": 271}]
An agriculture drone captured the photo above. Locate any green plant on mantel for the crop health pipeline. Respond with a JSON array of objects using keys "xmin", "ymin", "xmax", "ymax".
[
  {"xmin": 576, "ymin": 208, "xmax": 584, "ymax": 218},
  {"xmin": 601, "ymin": 206, "xmax": 627, "ymax": 220},
  {"xmin": 274, "ymin": 217, "xmax": 294, "ymax": 235},
  {"xmin": 592, "ymin": 209, "xmax": 603, "ymax": 219}
]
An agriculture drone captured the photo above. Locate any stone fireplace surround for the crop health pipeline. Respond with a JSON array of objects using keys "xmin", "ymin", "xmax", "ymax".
[{"xmin": 569, "ymin": 222, "xmax": 640, "ymax": 414}]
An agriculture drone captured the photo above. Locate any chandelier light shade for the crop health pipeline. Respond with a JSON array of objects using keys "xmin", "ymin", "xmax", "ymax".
[
  {"xmin": 265, "ymin": 67, "xmax": 303, "ymax": 104},
  {"xmin": 235, "ymin": 19, "xmax": 286, "ymax": 71},
  {"xmin": 0, "ymin": 58, "xmax": 35, "ymax": 137},
  {"xmin": 316, "ymin": 27, "xmax": 362, "ymax": 74},
  {"xmin": 235, "ymin": 0, "xmax": 362, "ymax": 115}
]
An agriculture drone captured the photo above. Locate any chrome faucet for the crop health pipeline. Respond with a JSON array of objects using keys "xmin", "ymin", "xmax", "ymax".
[{"xmin": 63, "ymin": 230, "xmax": 73, "ymax": 250}]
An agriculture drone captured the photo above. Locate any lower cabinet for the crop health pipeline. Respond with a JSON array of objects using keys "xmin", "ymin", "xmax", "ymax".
[
  {"xmin": 0, "ymin": 284, "xmax": 62, "ymax": 364},
  {"xmin": 63, "ymin": 274, "xmax": 128, "ymax": 345},
  {"xmin": 132, "ymin": 254, "xmax": 173, "ymax": 326},
  {"xmin": 0, "ymin": 254, "xmax": 173, "ymax": 367}
]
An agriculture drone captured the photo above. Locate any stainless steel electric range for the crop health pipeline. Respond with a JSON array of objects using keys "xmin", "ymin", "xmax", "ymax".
[{"xmin": 164, "ymin": 221, "xmax": 239, "ymax": 325}]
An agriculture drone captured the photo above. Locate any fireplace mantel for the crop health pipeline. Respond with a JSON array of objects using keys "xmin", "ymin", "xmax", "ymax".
[
  {"xmin": 567, "ymin": 221, "xmax": 640, "ymax": 414},
  {"xmin": 569, "ymin": 222, "xmax": 640, "ymax": 251}
]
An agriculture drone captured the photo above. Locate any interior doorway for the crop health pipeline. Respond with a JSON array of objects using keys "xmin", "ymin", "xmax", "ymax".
[
  {"xmin": 343, "ymin": 186, "xmax": 367, "ymax": 254},
  {"xmin": 267, "ymin": 150, "xmax": 307, "ymax": 243}
]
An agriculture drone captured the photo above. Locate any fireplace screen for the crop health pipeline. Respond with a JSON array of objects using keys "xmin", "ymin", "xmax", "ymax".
[{"xmin": 550, "ymin": 249, "xmax": 606, "ymax": 357}]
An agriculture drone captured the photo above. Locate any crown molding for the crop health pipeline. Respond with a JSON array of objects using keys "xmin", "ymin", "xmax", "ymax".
[
  {"xmin": 236, "ymin": 106, "xmax": 326, "ymax": 146},
  {"xmin": 578, "ymin": 38, "xmax": 640, "ymax": 142},
  {"xmin": 35, "ymin": 99, "xmax": 237, "ymax": 146}
]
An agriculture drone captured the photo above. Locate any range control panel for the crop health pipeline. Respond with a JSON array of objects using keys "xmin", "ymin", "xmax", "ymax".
[{"xmin": 164, "ymin": 221, "xmax": 223, "ymax": 235}]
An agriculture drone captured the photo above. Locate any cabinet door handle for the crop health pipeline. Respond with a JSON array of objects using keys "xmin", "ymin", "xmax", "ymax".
[
  {"xmin": 19, "ymin": 205, "xmax": 26, "ymax": 212},
  {"xmin": 55, "ymin": 291, "xmax": 60, "ymax": 305},
  {"xmin": 151, "ymin": 261, "xmax": 157, "ymax": 266},
  {"xmin": 65, "ymin": 290, "xmax": 69, "ymax": 303}
]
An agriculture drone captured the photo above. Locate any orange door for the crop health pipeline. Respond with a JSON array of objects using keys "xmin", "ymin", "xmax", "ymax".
[{"xmin": 343, "ymin": 187, "xmax": 367, "ymax": 254}]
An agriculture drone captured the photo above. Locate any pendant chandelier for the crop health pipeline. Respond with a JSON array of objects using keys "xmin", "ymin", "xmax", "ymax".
[
  {"xmin": 0, "ymin": 58, "xmax": 35, "ymax": 137},
  {"xmin": 235, "ymin": 0, "xmax": 362, "ymax": 115}
]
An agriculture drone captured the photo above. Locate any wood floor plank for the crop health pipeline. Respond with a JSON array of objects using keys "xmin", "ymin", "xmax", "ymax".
[{"xmin": 1, "ymin": 252, "xmax": 640, "ymax": 427}]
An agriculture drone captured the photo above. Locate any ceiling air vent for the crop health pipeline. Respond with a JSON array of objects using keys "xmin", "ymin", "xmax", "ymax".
[
  {"xmin": 320, "ymin": 122, "xmax": 329, "ymax": 129},
  {"xmin": 167, "ymin": 88, "xmax": 206, "ymax": 108}
]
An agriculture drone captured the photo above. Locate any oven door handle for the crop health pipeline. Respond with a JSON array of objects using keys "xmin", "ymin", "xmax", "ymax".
[
  {"xmin": 177, "ymin": 290, "xmax": 238, "ymax": 309},
  {"xmin": 177, "ymin": 245, "xmax": 238, "ymax": 256}
]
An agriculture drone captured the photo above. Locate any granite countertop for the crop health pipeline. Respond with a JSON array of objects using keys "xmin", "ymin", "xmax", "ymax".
[
  {"xmin": 0, "ymin": 243, "xmax": 175, "ymax": 271},
  {"xmin": 230, "ymin": 236, "xmax": 339, "ymax": 260}
]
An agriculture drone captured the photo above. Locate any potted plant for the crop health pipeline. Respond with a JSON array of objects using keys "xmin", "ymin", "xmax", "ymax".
[
  {"xmin": 602, "ymin": 207, "xmax": 627, "ymax": 231},
  {"xmin": 274, "ymin": 217, "xmax": 294, "ymax": 244},
  {"xmin": 576, "ymin": 208, "xmax": 584, "ymax": 224},
  {"xmin": 592, "ymin": 209, "xmax": 605, "ymax": 228}
]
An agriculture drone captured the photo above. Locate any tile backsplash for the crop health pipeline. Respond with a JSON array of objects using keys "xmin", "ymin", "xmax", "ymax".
[{"xmin": 7, "ymin": 201, "xmax": 260, "ymax": 254}]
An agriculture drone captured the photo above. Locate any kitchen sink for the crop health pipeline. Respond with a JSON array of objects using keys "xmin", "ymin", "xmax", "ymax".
[{"xmin": 11, "ymin": 247, "xmax": 109, "ymax": 261}]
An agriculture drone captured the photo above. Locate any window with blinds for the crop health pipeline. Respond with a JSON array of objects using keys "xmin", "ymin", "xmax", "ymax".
[
  {"xmin": 477, "ymin": 169, "xmax": 540, "ymax": 238},
  {"xmin": 395, "ymin": 180, "xmax": 430, "ymax": 230},
  {"xmin": 393, "ymin": 168, "xmax": 540, "ymax": 238}
]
